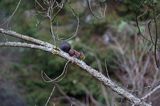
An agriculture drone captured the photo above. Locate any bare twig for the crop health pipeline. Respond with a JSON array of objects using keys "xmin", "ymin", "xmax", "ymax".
[
  {"xmin": 0, "ymin": 0, "xmax": 22, "ymax": 27},
  {"xmin": 45, "ymin": 86, "xmax": 55, "ymax": 106},
  {"xmin": 35, "ymin": 0, "xmax": 45, "ymax": 10},
  {"xmin": 135, "ymin": 14, "xmax": 151, "ymax": 42},
  {"xmin": 56, "ymin": 84, "xmax": 85, "ymax": 106},
  {"xmin": 147, "ymin": 21, "xmax": 154, "ymax": 44},
  {"xmin": 153, "ymin": 13, "xmax": 159, "ymax": 68},
  {"xmin": 41, "ymin": 60, "xmax": 70, "ymax": 83},
  {"xmin": 86, "ymin": 0, "xmax": 100, "ymax": 19},
  {"xmin": 142, "ymin": 84, "xmax": 160, "ymax": 100},
  {"xmin": 56, "ymin": 4, "xmax": 80, "ymax": 41},
  {"xmin": 65, "ymin": 5, "xmax": 80, "ymax": 41}
]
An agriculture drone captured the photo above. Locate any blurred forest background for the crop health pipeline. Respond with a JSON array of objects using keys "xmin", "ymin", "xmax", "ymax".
[{"xmin": 0, "ymin": 0, "xmax": 160, "ymax": 106}]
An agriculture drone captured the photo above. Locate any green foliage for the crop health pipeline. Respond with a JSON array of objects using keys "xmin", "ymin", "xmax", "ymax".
[
  {"xmin": 90, "ymin": 20, "xmax": 108, "ymax": 35},
  {"xmin": 111, "ymin": 0, "xmax": 160, "ymax": 20},
  {"xmin": 59, "ymin": 65, "xmax": 103, "ymax": 101}
]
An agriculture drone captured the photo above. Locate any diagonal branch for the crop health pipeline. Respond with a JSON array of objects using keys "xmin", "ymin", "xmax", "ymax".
[
  {"xmin": 142, "ymin": 84, "xmax": 160, "ymax": 100},
  {"xmin": 0, "ymin": 28, "xmax": 150, "ymax": 106}
]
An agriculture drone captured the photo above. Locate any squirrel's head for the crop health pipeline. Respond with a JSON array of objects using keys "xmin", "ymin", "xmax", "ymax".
[{"xmin": 60, "ymin": 41, "xmax": 71, "ymax": 53}]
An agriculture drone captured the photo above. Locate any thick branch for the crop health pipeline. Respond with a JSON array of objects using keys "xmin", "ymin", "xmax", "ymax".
[
  {"xmin": 0, "ymin": 28, "xmax": 150, "ymax": 106},
  {"xmin": 0, "ymin": 28, "xmax": 53, "ymax": 48},
  {"xmin": 0, "ymin": 42, "xmax": 51, "ymax": 52}
]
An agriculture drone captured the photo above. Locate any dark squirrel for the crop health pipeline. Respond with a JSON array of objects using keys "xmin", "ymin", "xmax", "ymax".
[
  {"xmin": 60, "ymin": 41, "xmax": 71, "ymax": 53},
  {"xmin": 60, "ymin": 41, "xmax": 85, "ymax": 60}
]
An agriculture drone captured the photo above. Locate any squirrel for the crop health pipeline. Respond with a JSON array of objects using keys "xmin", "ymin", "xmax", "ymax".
[{"xmin": 60, "ymin": 41, "xmax": 85, "ymax": 60}]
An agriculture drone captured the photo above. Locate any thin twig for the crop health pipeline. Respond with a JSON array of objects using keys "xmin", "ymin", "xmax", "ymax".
[
  {"xmin": 41, "ymin": 60, "xmax": 70, "ymax": 83},
  {"xmin": 142, "ymin": 84, "xmax": 160, "ymax": 100},
  {"xmin": 153, "ymin": 13, "xmax": 159, "ymax": 68},
  {"xmin": 147, "ymin": 21, "xmax": 154, "ymax": 44},
  {"xmin": 45, "ymin": 86, "xmax": 55, "ymax": 106},
  {"xmin": 86, "ymin": 0, "xmax": 99, "ymax": 19},
  {"xmin": 0, "ymin": 0, "xmax": 22, "ymax": 27}
]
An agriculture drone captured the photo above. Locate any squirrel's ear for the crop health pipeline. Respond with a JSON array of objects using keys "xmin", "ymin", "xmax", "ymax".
[{"xmin": 60, "ymin": 41, "xmax": 71, "ymax": 53}]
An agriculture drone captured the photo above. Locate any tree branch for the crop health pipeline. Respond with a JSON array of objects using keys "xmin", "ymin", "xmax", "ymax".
[
  {"xmin": 0, "ymin": 42, "xmax": 50, "ymax": 51},
  {"xmin": 142, "ymin": 84, "xmax": 160, "ymax": 100},
  {"xmin": 0, "ymin": 28, "xmax": 150, "ymax": 106},
  {"xmin": 0, "ymin": 28, "xmax": 53, "ymax": 48}
]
